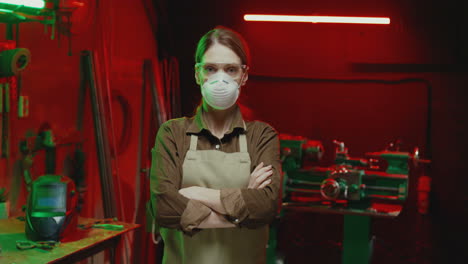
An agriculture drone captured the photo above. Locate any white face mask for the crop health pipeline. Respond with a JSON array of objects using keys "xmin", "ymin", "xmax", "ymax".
[{"xmin": 201, "ymin": 71, "xmax": 240, "ymax": 110}]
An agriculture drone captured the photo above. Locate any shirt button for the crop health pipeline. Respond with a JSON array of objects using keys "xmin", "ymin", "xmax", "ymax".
[{"xmin": 215, "ymin": 144, "xmax": 220, "ymax": 149}]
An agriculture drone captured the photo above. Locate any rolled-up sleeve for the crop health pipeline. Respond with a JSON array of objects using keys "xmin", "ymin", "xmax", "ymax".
[
  {"xmin": 220, "ymin": 123, "xmax": 282, "ymax": 228},
  {"xmin": 150, "ymin": 121, "xmax": 211, "ymax": 236}
]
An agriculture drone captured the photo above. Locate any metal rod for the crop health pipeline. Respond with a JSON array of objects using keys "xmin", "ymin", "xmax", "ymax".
[
  {"xmin": 285, "ymin": 187, "xmax": 321, "ymax": 194},
  {"xmin": 367, "ymin": 195, "xmax": 400, "ymax": 200},
  {"xmin": 1, "ymin": 83, "xmax": 10, "ymax": 158},
  {"xmin": 133, "ymin": 61, "xmax": 149, "ymax": 221},
  {"xmin": 364, "ymin": 186, "xmax": 399, "ymax": 192},
  {"xmin": 288, "ymin": 179, "xmax": 321, "ymax": 187},
  {"xmin": 77, "ymin": 57, "xmax": 86, "ymax": 132},
  {"xmin": 6, "ymin": 23, "xmax": 13, "ymax": 40},
  {"xmin": 149, "ymin": 60, "xmax": 164, "ymax": 126},
  {"xmin": 81, "ymin": 51, "xmax": 117, "ymax": 218}
]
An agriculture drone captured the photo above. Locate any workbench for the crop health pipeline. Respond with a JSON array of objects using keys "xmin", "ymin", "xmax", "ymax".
[{"xmin": 0, "ymin": 217, "xmax": 140, "ymax": 264}]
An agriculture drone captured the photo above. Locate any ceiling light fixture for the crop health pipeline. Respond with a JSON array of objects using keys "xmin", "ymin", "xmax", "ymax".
[{"xmin": 244, "ymin": 14, "xmax": 390, "ymax": 25}]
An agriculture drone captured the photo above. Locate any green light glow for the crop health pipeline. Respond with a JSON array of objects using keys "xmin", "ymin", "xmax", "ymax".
[
  {"xmin": 0, "ymin": 0, "xmax": 46, "ymax": 9},
  {"xmin": 0, "ymin": 8, "xmax": 13, "ymax": 13}
]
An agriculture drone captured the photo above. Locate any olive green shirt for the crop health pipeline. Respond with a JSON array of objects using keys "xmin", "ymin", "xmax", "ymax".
[{"xmin": 150, "ymin": 105, "xmax": 281, "ymax": 236}]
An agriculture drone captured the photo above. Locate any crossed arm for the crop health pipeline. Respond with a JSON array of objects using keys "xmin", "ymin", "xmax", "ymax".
[{"xmin": 178, "ymin": 162, "xmax": 274, "ymax": 228}]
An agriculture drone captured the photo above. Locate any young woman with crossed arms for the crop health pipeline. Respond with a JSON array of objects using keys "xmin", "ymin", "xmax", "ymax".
[{"xmin": 150, "ymin": 26, "xmax": 281, "ymax": 264}]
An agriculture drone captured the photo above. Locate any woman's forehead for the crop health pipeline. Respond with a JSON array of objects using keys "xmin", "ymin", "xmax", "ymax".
[{"xmin": 202, "ymin": 43, "xmax": 241, "ymax": 64}]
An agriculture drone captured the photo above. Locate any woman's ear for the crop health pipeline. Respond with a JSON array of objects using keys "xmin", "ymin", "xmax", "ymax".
[
  {"xmin": 195, "ymin": 70, "xmax": 201, "ymax": 85},
  {"xmin": 241, "ymin": 73, "xmax": 248, "ymax": 86}
]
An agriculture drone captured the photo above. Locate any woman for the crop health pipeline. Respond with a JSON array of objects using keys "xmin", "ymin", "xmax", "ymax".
[{"xmin": 150, "ymin": 26, "xmax": 281, "ymax": 264}]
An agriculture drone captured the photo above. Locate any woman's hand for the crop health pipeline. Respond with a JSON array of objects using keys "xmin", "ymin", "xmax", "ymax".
[
  {"xmin": 197, "ymin": 210, "xmax": 236, "ymax": 229},
  {"xmin": 248, "ymin": 162, "xmax": 273, "ymax": 189},
  {"xmin": 179, "ymin": 186, "xmax": 226, "ymax": 214},
  {"xmin": 179, "ymin": 186, "xmax": 202, "ymax": 200}
]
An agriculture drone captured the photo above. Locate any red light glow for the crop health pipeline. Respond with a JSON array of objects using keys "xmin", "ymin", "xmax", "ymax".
[
  {"xmin": 72, "ymin": 1, "xmax": 85, "ymax": 7},
  {"xmin": 244, "ymin": 14, "xmax": 390, "ymax": 25}
]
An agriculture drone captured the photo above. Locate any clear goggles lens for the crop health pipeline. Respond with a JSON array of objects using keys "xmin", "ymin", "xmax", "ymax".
[{"xmin": 195, "ymin": 62, "xmax": 248, "ymax": 78}]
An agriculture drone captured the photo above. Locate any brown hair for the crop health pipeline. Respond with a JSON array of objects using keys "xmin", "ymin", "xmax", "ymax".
[{"xmin": 195, "ymin": 26, "xmax": 251, "ymax": 66}]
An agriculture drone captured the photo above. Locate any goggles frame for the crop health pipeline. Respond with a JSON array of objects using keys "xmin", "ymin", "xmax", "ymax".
[{"xmin": 195, "ymin": 62, "xmax": 249, "ymax": 78}]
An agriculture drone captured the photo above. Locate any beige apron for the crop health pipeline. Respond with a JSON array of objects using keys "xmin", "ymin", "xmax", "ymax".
[{"xmin": 160, "ymin": 132, "xmax": 269, "ymax": 264}]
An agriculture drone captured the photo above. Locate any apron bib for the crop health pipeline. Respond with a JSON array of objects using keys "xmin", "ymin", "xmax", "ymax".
[{"xmin": 160, "ymin": 133, "xmax": 269, "ymax": 264}]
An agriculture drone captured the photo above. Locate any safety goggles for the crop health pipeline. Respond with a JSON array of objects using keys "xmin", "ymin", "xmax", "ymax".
[{"xmin": 195, "ymin": 62, "xmax": 248, "ymax": 78}]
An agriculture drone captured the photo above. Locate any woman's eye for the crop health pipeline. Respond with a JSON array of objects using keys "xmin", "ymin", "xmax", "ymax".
[
  {"xmin": 227, "ymin": 67, "xmax": 238, "ymax": 73},
  {"xmin": 205, "ymin": 66, "xmax": 216, "ymax": 72}
]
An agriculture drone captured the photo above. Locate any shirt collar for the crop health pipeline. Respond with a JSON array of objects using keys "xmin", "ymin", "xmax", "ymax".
[{"xmin": 186, "ymin": 105, "xmax": 246, "ymax": 135}]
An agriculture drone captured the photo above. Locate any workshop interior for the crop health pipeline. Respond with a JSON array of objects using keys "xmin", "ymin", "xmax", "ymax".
[{"xmin": 0, "ymin": 0, "xmax": 466, "ymax": 263}]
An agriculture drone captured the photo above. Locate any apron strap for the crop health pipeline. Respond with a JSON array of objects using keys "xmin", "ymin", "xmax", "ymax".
[
  {"xmin": 239, "ymin": 134, "xmax": 248, "ymax": 153},
  {"xmin": 239, "ymin": 121, "xmax": 248, "ymax": 153},
  {"xmin": 190, "ymin": 135, "xmax": 198, "ymax": 151}
]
